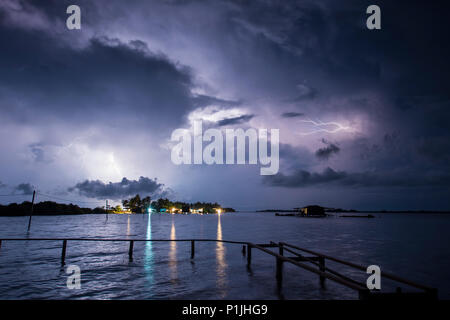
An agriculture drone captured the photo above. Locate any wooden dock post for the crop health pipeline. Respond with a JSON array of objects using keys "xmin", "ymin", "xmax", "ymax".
[
  {"xmin": 0, "ymin": 239, "xmax": 2, "ymax": 250},
  {"xmin": 319, "ymin": 256, "xmax": 326, "ymax": 287},
  {"xmin": 242, "ymin": 245, "xmax": 246, "ymax": 256},
  {"xmin": 276, "ymin": 257, "xmax": 283, "ymax": 285},
  {"xmin": 27, "ymin": 190, "xmax": 36, "ymax": 232},
  {"xmin": 247, "ymin": 244, "xmax": 252, "ymax": 266},
  {"xmin": 61, "ymin": 240, "xmax": 67, "ymax": 266},
  {"xmin": 191, "ymin": 240, "xmax": 195, "ymax": 259},
  {"xmin": 128, "ymin": 240, "xmax": 134, "ymax": 262},
  {"xmin": 276, "ymin": 243, "xmax": 284, "ymax": 286}
]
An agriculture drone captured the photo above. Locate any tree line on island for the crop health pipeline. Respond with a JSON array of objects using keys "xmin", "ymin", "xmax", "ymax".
[
  {"xmin": 0, "ymin": 194, "xmax": 235, "ymax": 216},
  {"xmin": 116, "ymin": 194, "xmax": 234, "ymax": 214}
]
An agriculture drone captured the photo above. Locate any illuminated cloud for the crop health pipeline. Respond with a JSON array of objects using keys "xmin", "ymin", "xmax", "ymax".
[
  {"xmin": 69, "ymin": 177, "xmax": 165, "ymax": 200},
  {"xmin": 187, "ymin": 106, "xmax": 253, "ymax": 127}
]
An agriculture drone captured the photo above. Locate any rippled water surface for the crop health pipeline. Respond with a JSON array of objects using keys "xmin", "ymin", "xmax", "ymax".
[{"xmin": 0, "ymin": 212, "xmax": 449, "ymax": 299}]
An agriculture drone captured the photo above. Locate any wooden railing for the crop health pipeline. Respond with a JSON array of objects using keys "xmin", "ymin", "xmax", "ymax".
[{"xmin": 0, "ymin": 238, "xmax": 438, "ymax": 300}]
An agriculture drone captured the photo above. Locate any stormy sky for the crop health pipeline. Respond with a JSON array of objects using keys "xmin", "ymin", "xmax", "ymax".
[{"xmin": 1, "ymin": 0, "xmax": 450, "ymax": 210}]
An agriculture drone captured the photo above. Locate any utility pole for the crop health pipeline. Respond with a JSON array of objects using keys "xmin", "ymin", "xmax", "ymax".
[{"xmin": 27, "ymin": 190, "xmax": 36, "ymax": 231}]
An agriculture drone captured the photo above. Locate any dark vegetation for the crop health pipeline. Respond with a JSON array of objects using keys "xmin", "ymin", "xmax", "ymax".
[
  {"xmin": 0, "ymin": 201, "xmax": 106, "ymax": 216},
  {"xmin": 151, "ymin": 198, "xmax": 235, "ymax": 213},
  {"xmin": 0, "ymin": 194, "xmax": 235, "ymax": 216}
]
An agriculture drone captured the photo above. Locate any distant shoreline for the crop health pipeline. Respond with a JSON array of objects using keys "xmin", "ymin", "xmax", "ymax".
[
  {"xmin": 257, "ymin": 209, "xmax": 450, "ymax": 214},
  {"xmin": 0, "ymin": 200, "xmax": 234, "ymax": 217}
]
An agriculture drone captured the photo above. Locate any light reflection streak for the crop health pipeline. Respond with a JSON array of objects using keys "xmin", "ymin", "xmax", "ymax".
[
  {"xmin": 126, "ymin": 215, "xmax": 130, "ymax": 236},
  {"xmin": 169, "ymin": 218, "xmax": 178, "ymax": 283},
  {"xmin": 144, "ymin": 213, "xmax": 154, "ymax": 288},
  {"xmin": 216, "ymin": 213, "xmax": 227, "ymax": 297}
]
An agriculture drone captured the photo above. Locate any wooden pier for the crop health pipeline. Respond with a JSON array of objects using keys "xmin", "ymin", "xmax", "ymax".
[{"xmin": 0, "ymin": 237, "xmax": 438, "ymax": 300}]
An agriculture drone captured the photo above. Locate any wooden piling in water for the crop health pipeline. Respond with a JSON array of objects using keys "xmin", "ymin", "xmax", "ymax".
[
  {"xmin": 61, "ymin": 240, "xmax": 67, "ymax": 266},
  {"xmin": 276, "ymin": 243, "xmax": 284, "ymax": 286},
  {"xmin": 128, "ymin": 240, "xmax": 134, "ymax": 262},
  {"xmin": 191, "ymin": 240, "xmax": 195, "ymax": 259},
  {"xmin": 27, "ymin": 190, "xmax": 36, "ymax": 232},
  {"xmin": 276, "ymin": 257, "xmax": 283, "ymax": 284},
  {"xmin": 319, "ymin": 256, "xmax": 326, "ymax": 287},
  {"xmin": 242, "ymin": 245, "xmax": 246, "ymax": 256},
  {"xmin": 247, "ymin": 244, "xmax": 252, "ymax": 266}
]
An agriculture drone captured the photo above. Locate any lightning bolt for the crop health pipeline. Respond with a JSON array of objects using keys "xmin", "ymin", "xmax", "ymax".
[{"xmin": 296, "ymin": 119, "xmax": 352, "ymax": 136}]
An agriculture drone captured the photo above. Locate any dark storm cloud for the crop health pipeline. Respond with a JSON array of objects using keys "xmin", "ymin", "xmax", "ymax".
[
  {"xmin": 0, "ymin": 28, "xmax": 196, "ymax": 128},
  {"xmin": 336, "ymin": 1, "xmax": 450, "ymax": 100},
  {"xmin": 278, "ymin": 143, "xmax": 316, "ymax": 172},
  {"xmin": 227, "ymin": 0, "xmax": 381, "ymax": 90},
  {"xmin": 395, "ymin": 96, "xmax": 450, "ymax": 137},
  {"xmin": 217, "ymin": 114, "xmax": 254, "ymax": 126},
  {"xmin": 29, "ymin": 143, "xmax": 46, "ymax": 163},
  {"xmin": 417, "ymin": 136, "xmax": 450, "ymax": 164},
  {"xmin": 233, "ymin": 0, "xmax": 450, "ymax": 102},
  {"xmin": 264, "ymin": 167, "xmax": 345, "ymax": 188},
  {"xmin": 264, "ymin": 167, "xmax": 450, "ymax": 189},
  {"xmin": 281, "ymin": 112, "xmax": 304, "ymax": 118},
  {"xmin": 315, "ymin": 139, "xmax": 340, "ymax": 160},
  {"xmin": 14, "ymin": 183, "xmax": 34, "ymax": 195},
  {"xmin": 69, "ymin": 177, "xmax": 164, "ymax": 199}
]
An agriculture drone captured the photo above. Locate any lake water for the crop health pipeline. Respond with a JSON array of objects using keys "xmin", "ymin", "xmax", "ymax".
[{"xmin": 0, "ymin": 212, "xmax": 449, "ymax": 299}]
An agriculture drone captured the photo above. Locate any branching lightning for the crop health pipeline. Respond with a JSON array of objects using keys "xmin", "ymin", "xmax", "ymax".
[{"xmin": 296, "ymin": 119, "xmax": 352, "ymax": 136}]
